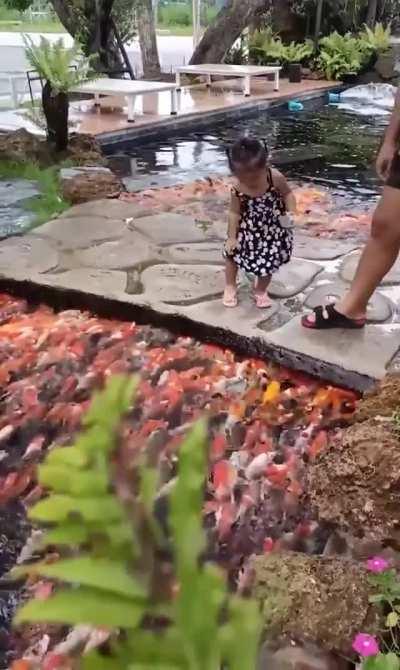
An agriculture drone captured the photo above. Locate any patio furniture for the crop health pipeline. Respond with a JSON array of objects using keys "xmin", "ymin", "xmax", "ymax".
[
  {"xmin": 0, "ymin": 72, "xmax": 29, "ymax": 107},
  {"xmin": 175, "ymin": 64, "xmax": 282, "ymax": 97},
  {"xmin": 71, "ymin": 78, "xmax": 179, "ymax": 123}
]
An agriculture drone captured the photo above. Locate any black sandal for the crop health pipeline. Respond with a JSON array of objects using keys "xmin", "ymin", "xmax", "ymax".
[{"xmin": 302, "ymin": 304, "xmax": 366, "ymax": 330}]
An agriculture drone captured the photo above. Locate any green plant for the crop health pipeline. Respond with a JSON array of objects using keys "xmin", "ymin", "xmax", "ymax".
[
  {"xmin": 317, "ymin": 31, "xmax": 365, "ymax": 80},
  {"xmin": 0, "ymin": 160, "xmax": 70, "ymax": 228},
  {"xmin": 14, "ymin": 375, "xmax": 262, "ymax": 669},
  {"xmin": 360, "ymin": 23, "xmax": 392, "ymax": 53},
  {"xmin": 159, "ymin": 3, "xmax": 192, "ymax": 26},
  {"xmin": 24, "ymin": 36, "xmax": 95, "ymax": 151},
  {"xmin": 248, "ymin": 27, "xmax": 278, "ymax": 64},
  {"xmin": 249, "ymin": 30, "xmax": 313, "ymax": 66},
  {"xmin": 282, "ymin": 39, "xmax": 314, "ymax": 64}
]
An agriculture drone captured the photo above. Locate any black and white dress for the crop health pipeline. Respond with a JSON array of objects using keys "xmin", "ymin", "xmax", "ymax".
[{"xmin": 230, "ymin": 171, "xmax": 293, "ymax": 278}]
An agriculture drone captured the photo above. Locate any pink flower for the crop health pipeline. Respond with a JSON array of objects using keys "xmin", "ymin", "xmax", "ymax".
[
  {"xmin": 352, "ymin": 633, "xmax": 380, "ymax": 657},
  {"xmin": 366, "ymin": 556, "xmax": 390, "ymax": 573}
]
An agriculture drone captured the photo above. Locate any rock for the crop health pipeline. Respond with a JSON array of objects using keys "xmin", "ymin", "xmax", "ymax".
[
  {"xmin": 0, "ymin": 130, "xmax": 105, "ymax": 168},
  {"xmin": 375, "ymin": 49, "xmax": 398, "ymax": 80},
  {"xmin": 258, "ymin": 641, "xmax": 350, "ymax": 670},
  {"xmin": 355, "ymin": 374, "xmax": 400, "ymax": 422},
  {"xmin": 269, "ymin": 260, "xmax": 322, "ymax": 299},
  {"xmin": 251, "ymin": 552, "xmax": 381, "ymax": 654},
  {"xmin": 38, "ymin": 268, "xmax": 127, "ymax": 297},
  {"xmin": 60, "ymin": 166, "xmax": 123, "ymax": 205},
  {"xmin": 61, "ymin": 199, "xmax": 150, "ymax": 221},
  {"xmin": 66, "ymin": 133, "xmax": 106, "ymax": 167},
  {"xmin": 0, "ymin": 128, "xmax": 47, "ymax": 164},
  {"xmin": 139, "ymin": 264, "xmax": 225, "ymax": 304},
  {"xmin": 165, "ymin": 241, "xmax": 223, "ymax": 264},
  {"xmin": 305, "ymin": 281, "xmax": 392, "ymax": 323},
  {"xmin": 307, "ymin": 418, "xmax": 400, "ymax": 541}
]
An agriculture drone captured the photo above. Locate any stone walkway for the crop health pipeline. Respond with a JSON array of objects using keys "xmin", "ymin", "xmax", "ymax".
[{"xmin": 1, "ymin": 199, "xmax": 399, "ymax": 390}]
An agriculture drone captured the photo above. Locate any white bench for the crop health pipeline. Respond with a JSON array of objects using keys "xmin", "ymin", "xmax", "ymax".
[
  {"xmin": 71, "ymin": 78, "xmax": 179, "ymax": 123},
  {"xmin": 175, "ymin": 64, "xmax": 282, "ymax": 97}
]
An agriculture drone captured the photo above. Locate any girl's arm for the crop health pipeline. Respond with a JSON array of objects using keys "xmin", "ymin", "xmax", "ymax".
[
  {"xmin": 271, "ymin": 169, "xmax": 297, "ymax": 213},
  {"xmin": 226, "ymin": 189, "xmax": 241, "ymax": 252}
]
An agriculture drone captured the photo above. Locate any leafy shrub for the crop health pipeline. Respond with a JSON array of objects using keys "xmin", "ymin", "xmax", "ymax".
[
  {"xmin": 317, "ymin": 32, "xmax": 366, "ymax": 80},
  {"xmin": 14, "ymin": 376, "xmax": 262, "ymax": 669},
  {"xmin": 359, "ymin": 23, "xmax": 392, "ymax": 54},
  {"xmin": 24, "ymin": 36, "xmax": 94, "ymax": 95},
  {"xmin": 159, "ymin": 3, "xmax": 192, "ymax": 26},
  {"xmin": 249, "ymin": 30, "xmax": 313, "ymax": 66}
]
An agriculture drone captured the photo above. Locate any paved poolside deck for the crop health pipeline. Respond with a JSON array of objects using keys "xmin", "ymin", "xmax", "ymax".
[
  {"xmin": 0, "ymin": 198, "xmax": 399, "ymax": 391},
  {"xmin": 69, "ymin": 78, "xmax": 337, "ymax": 139}
]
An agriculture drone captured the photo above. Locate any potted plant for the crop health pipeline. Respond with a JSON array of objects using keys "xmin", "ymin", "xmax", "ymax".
[
  {"xmin": 24, "ymin": 36, "xmax": 96, "ymax": 152},
  {"xmin": 284, "ymin": 40, "xmax": 314, "ymax": 82}
]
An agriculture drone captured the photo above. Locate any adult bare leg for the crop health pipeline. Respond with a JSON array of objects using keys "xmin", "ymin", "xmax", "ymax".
[
  {"xmin": 303, "ymin": 186, "xmax": 400, "ymax": 327},
  {"xmin": 336, "ymin": 186, "xmax": 400, "ymax": 319}
]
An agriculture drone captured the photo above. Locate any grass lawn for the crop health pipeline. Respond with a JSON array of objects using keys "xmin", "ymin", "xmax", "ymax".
[{"xmin": 0, "ymin": 19, "xmax": 194, "ymax": 36}]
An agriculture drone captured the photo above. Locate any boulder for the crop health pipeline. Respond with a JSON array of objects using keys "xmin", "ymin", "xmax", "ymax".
[
  {"xmin": 0, "ymin": 129, "xmax": 106, "ymax": 168},
  {"xmin": 60, "ymin": 166, "xmax": 123, "ymax": 205},
  {"xmin": 258, "ymin": 641, "xmax": 350, "ymax": 670},
  {"xmin": 251, "ymin": 553, "xmax": 380, "ymax": 654},
  {"xmin": 307, "ymin": 417, "xmax": 400, "ymax": 541},
  {"xmin": 354, "ymin": 374, "xmax": 400, "ymax": 423}
]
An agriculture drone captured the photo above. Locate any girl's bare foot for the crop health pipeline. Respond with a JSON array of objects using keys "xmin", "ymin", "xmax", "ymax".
[{"xmin": 223, "ymin": 286, "xmax": 238, "ymax": 308}]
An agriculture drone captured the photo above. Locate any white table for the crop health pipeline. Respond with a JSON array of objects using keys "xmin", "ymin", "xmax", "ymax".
[
  {"xmin": 71, "ymin": 78, "xmax": 179, "ymax": 123},
  {"xmin": 175, "ymin": 64, "xmax": 282, "ymax": 97}
]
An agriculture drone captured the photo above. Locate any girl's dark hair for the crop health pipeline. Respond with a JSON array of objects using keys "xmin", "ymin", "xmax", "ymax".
[{"xmin": 227, "ymin": 136, "xmax": 268, "ymax": 172}]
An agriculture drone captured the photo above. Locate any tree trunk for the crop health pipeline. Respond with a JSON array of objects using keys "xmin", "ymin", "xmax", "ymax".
[
  {"xmin": 190, "ymin": 0, "xmax": 270, "ymax": 65},
  {"xmin": 42, "ymin": 81, "xmax": 69, "ymax": 152},
  {"xmin": 366, "ymin": 0, "xmax": 378, "ymax": 27},
  {"xmin": 137, "ymin": 0, "xmax": 161, "ymax": 78},
  {"xmin": 314, "ymin": 0, "xmax": 324, "ymax": 48},
  {"xmin": 49, "ymin": 0, "xmax": 123, "ymax": 73}
]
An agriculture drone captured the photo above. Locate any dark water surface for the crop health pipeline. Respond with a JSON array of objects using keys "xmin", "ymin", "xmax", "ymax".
[{"xmin": 107, "ymin": 102, "xmax": 387, "ymax": 208}]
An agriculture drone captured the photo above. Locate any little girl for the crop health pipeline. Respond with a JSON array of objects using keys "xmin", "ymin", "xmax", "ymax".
[{"xmin": 223, "ymin": 137, "xmax": 296, "ymax": 309}]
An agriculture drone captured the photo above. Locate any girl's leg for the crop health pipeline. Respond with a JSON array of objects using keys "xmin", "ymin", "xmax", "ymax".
[
  {"xmin": 254, "ymin": 275, "xmax": 272, "ymax": 309},
  {"xmin": 223, "ymin": 259, "xmax": 238, "ymax": 307}
]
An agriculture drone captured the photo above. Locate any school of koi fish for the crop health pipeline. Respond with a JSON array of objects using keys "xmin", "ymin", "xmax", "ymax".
[{"xmin": 0, "ymin": 291, "xmax": 359, "ymax": 668}]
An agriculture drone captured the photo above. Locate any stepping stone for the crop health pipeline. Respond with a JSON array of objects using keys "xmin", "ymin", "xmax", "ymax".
[
  {"xmin": 38, "ymin": 268, "xmax": 127, "ymax": 296},
  {"xmin": 60, "ymin": 199, "xmax": 150, "ymax": 220},
  {"xmin": 33, "ymin": 216, "xmax": 128, "ymax": 250},
  {"xmin": 133, "ymin": 213, "xmax": 210, "ymax": 245},
  {"xmin": 267, "ymin": 316, "xmax": 400, "ymax": 382},
  {"xmin": 0, "ymin": 235, "xmax": 58, "ymax": 274},
  {"xmin": 165, "ymin": 241, "xmax": 223, "ymax": 264},
  {"xmin": 341, "ymin": 251, "xmax": 400, "ymax": 285},
  {"xmin": 305, "ymin": 281, "xmax": 393, "ymax": 323},
  {"xmin": 140, "ymin": 264, "xmax": 225, "ymax": 305},
  {"xmin": 182, "ymin": 291, "xmax": 278, "ymax": 337},
  {"xmin": 269, "ymin": 260, "xmax": 322, "ymax": 298},
  {"xmin": 74, "ymin": 232, "xmax": 161, "ymax": 270},
  {"xmin": 294, "ymin": 233, "xmax": 359, "ymax": 261}
]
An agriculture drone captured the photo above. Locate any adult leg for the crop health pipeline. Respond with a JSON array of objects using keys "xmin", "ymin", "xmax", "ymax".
[{"xmin": 303, "ymin": 186, "xmax": 400, "ymax": 328}]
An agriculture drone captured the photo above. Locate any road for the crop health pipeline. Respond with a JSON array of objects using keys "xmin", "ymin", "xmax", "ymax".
[{"xmin": 0, "ymin": 32, "xmax": 194, "ymax": 76}]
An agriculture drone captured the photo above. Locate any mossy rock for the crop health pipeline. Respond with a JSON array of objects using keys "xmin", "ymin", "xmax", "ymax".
[
  {"xmin": 251, "ymin": 552, "xmax": 381, "ymax": 654},
  {"xmin": 306, "ymin": 418, "xmax": 400, "ymax": 541}
]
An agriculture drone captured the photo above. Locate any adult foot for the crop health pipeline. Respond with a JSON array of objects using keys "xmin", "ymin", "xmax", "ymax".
[
  {"xmin": 302, "ymin": 304, "xmax": 366, "ymax": 330},
  {"xmin": 223, "ymin": 286, "xmax": 238, "ymax": 308}
]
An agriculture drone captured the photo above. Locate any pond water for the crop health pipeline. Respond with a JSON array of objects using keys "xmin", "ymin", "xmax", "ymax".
[
  {"xmin": 107, "ymin": 102, "xmax": 387, "ymax": 210},
  {"xmin": 0, "ymin": 179, "xmax": 39, "ymax": 238}
]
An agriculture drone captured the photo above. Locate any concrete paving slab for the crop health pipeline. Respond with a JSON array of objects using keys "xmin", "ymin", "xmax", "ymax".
[
  {"xmin": 2, "ymin": 200, "xmax": 400, "ymax": 391},
  {"xmin": 267, "ymin": 317, "xmax": 400, "ymax": 383}
]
